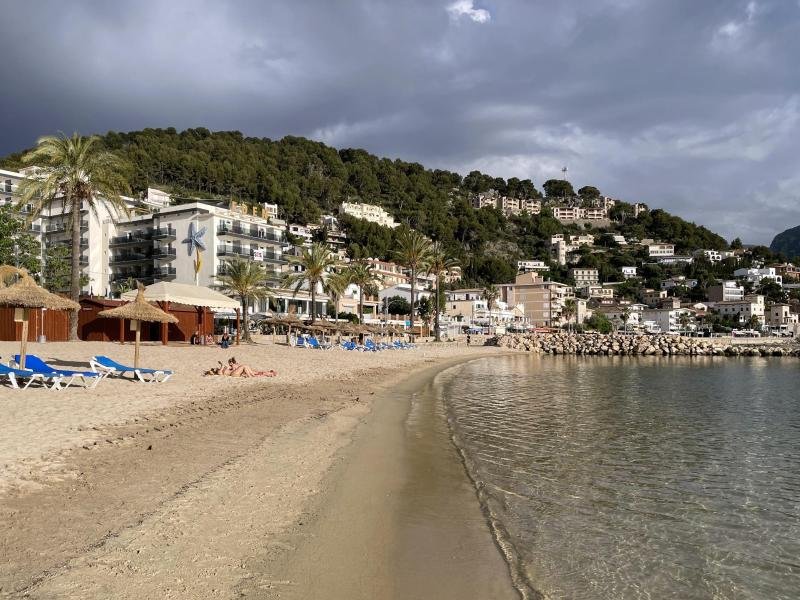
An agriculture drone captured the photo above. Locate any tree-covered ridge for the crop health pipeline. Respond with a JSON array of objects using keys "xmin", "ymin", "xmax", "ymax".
[
  {"xmin": 770, "ymin": 225, "xmax": 800, "ymax": 261},
  {"xmin": 1, "ymin": 127, "xmax": 734, "ymax": 287}
]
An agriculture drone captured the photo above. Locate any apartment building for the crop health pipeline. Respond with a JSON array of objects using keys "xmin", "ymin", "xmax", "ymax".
[
  {"xmin": 365, "ymin": 258, "xmax": 407, "ymax": 287},
  {"xmin": 712, "ymin": 294, "xmax": 765, "ymax": 325},
  {"xmin": 707, "ymin": 280, "xmax": 745, "ymax": 302},
  {"xmin": 632, "ymin": 203, "xmax": 648, "ymax": 217},
  {"xmin": 641, "ymin": 308, "xmax": 693, "ymax": 334},
  {"xmin": 111, "ymin": 200, "xmax": 286, "ymax": 292},
  {"xmin": 500, "ymin": 196, "xmax": 541, "ymax": 216},
  {"xmin": 765, "ymin": 303, "xmax": 799, "ymax": 328},
  {"xmin": 569, "ymin": 268, "xmax": 599, "ymax": 289},
  {"xmin": 499, "ymin": 273, "xmax": 575, "ymax": 328},
  {"xmin": 550, "ymin": 234, "xmax": 593, "ymax": 266},
  {"xmin": 693, "ymin": 249, "xmax": 735, "ymax": 263},
  {"xmin": 288, "ymin": 223, "xmax": 314, "ymax": 246},
  {"xmin": 569, "ymin": 234, "xmax": 595, "ymax": 246},
  {"xmin": 733, "ymin": 267, "xmax": 782, "ymax": 287},
  {"xmin": 472, "ymin": 192, "xmax": 541, "ymax": 217},
  {"xmin": 769, "ymin": 263, "xmax": 800, "ymax": 282},
  {"xmin": 596, "ymin": 303, "xmax": 642, "ymax": 330},
  {"xmin": 648, "ymin": 243, "xmax": 675, "ymax": 258},
  {"xmin": 472, "ymin": 193, "xmax": 499, "ymax": 210},
  {"xmin": 621, "ymin": 266, "xmax": 638, "ymax": 279},
  {"xmin": 319, "ymin": 215, "xmax": 348, "ymax": 257},
  {"xmin": 642, "ymin": 288, "xmax": 668, "ymax": 306},
  {"xmin": 339, "ymin": 202, "xmax": 398, "ymax": 228},
  {"xmin": 551, "ymin": 206, "xmax": 609, "ymax": 222},
  {"xmin": 551, "ymin": 239, "xmax": 573, "ymax": 266},
  {"xmin": 660, "ymin": 276, "xmax": 698, "ymax": 290},
  {"xmin": 587, "ymin": 284, "xmax": 614, "ymax": 299},
  {"xmin": 517, "ymin": 260, "xmax": 549, "ymax": 273},
  {"xmin": 612, "ymin": 235, "xmax": 628, "ymax": 246}
]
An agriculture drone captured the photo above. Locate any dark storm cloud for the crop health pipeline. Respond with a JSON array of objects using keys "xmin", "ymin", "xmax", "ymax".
[{"xmin": 1, "ymin": 0, "xmax": 800, "ymax": 243}]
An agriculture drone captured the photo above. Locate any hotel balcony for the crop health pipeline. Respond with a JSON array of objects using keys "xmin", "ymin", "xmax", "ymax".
[
  {"xmin": 51, "ymin": 238, "xmax": 89, "ymax": 250},
  {"xmin": 154, "ymin": 267, "xmax": 177, "ymax": 281},
  {"xmin": 111, "ymin": 270, "xmax": 159, "ymax": 284},
  {"xmin": 44, "ymin": 219, "xmax": 89, "ymax": 235},
  {"xmin": 110, "ymin": 252, "xmax": 152, "ymax": 265},
  {"xmin": 109, "ymin": 231, "xmax": 153, "ymax": 247},
  {"xmin": 152, "ymin": 247, "xmax": 177, "ymax": 261},
  {"xmin": 216, "ymin": 245, "xmax": 281, "ymax": 263},
  {"xmin": 151, "ymin": 225, "xmax": 176, "ymax": 241},
  {"xmin": 217, "ymin": 224, "xmax": 283, "ymax": 244}
]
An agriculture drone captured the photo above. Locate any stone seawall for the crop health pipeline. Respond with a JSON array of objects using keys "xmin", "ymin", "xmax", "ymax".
[{"xmin": 489, "ymin": 333, "xmax": 800, "ymax": 357}]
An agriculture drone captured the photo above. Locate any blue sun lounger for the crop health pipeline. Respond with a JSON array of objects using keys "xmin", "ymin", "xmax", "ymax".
[
  {"xmin": 14, "ymin": 355, "xmax": 102, "ymax": 389},
  {"xmin": 0, "ymin": 363, "xmax": 63, "ymax": 390},
  {"xmin": 89, "ymin": 355, "xmax": 173, "ymax": 383}
]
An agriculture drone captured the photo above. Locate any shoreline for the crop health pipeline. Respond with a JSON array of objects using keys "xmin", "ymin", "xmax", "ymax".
[
  {"xmin": 244, "ymin": 353, "xmax": 519, "ymax": 599},
  {"xmin": 0, "ymin": 341, "xmax": 511, "ymax": 598}
]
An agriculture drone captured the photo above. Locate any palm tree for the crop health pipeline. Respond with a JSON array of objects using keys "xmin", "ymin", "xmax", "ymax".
[
  {"xmin": 426, "ymin": 242, "xmax": 459, "ymax": 341},
  {"xmin": 215, "ymin": 257, "xmax": 273, "ymax": 342},
  {"xmin": 16, "ymin": 133, "xmax": 130, "ymax": 339},
  {"xmin": 282, "ymin": 242, "xmax": 338, "ymax": 323},
  {"xmin": 112, "ymin": 276, "xmax": 137, "ymax": 298},
  {"xmin": 322, "ymin": 270, "xmax": 351, "ymax": 318},
  {"xmin": 621, "ymin": 307, "xmax": 631, "ymax": 333},
  {"xmin": 482, "ymin": 284, "xmax": 499, "ymax": 334},
  {"xmin": 562, "ymin": 298, "xmax": 577, "ymax": 332},
  {"xmin": 678, "ymin": 312, "xmax": 692, "ymax": 335},
  {"xmin": 343, "ymin": 260, "xmax": 383, "ymax": 323},
  {"xmin": 395, "ymin": 228, "xmax": 432, "ymax": 338}
]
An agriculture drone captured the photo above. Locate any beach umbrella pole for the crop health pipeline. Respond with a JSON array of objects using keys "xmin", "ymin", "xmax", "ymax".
[
  {"xmin": 133, "ymin": 319, "xmax": 141, "ymax": 369},
  {"xmin": 235, "ymin": 308, "xmax": 241, "ymax": 346},
  {"xmin": 19, "ymin": 308, "xmax": 29, "ymax": 370}
]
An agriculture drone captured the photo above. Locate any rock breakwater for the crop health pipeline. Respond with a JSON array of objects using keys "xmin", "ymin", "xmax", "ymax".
[{"xmin": 490, "ymin": 333, "xmax": 800, "ymax": 357}]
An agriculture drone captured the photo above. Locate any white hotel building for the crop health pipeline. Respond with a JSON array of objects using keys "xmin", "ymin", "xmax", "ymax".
[
  {"xmin": 0, "ymin": 168, "xmax": 337, "ymax": 316},
  {"xmin": 340, "ymin": 201, "xmax": 398, "ymax": 228}
]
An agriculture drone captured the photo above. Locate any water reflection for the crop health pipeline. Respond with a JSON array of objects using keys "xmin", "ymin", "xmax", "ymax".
[{"xmin": 440, "ymin": 356, "xmax": 800, "ymax": 600}]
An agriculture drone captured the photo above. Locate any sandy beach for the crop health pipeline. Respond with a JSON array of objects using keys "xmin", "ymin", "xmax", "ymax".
[{"xmin": 0, "ymin": 338, "xmax": 515, "ymax": 598}]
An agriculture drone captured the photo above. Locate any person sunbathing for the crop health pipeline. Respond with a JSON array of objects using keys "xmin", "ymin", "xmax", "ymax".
[{"xmin": 204, "ymin": 358, "xmax": 276, "ymax": 378}]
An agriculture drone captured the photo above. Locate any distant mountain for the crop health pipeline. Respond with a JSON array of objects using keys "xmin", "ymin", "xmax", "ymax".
[{"xmin": 770, "ymin": 225, "xmax": 800, "ymax": 260}]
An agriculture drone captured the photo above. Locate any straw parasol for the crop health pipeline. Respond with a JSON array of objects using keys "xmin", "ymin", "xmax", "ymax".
[
  {"xmin": 0, "ymin": 265, "xmax": 23, "ymax": 288},
  {"xmin": 0, "ymin": 269, "xmax": 80, "ymax": 369},
  {"xmin": 98, "ymin": 283, "xmax": 178, "ymax": 368}
]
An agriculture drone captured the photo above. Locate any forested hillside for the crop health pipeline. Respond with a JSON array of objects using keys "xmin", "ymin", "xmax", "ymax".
[
  {"xmin": 1, "ymin": 127, "xmax": 734, "ymax": 287},
  {"xmin": 770, "ymin": 225, "xmax": 800, "ymax": 260}
]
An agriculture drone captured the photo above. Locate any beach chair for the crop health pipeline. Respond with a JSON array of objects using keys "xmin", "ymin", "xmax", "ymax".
[
  {"xmin": 14, "ymin": 355, "xmax": 102, "ymax": 389},
  {"xmin": 295, "ymin": 336, "xmax": 308, "ymax": 349},
  {"xmin": 89, "ymin": 355, "xmax": 173, "ymax": 384},
  {"xmin": 0, "ymin": 363, "xmax": 63, "ymax": 390},
  {"xmin": 307, "ymin": 336, "xmax": 330, "ymax": 350}
]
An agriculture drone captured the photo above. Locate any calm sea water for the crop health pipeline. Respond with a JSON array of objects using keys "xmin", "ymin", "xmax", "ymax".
[{"xmin": 439, "ymin": 355, "xmax": 800, "ymax": 600}]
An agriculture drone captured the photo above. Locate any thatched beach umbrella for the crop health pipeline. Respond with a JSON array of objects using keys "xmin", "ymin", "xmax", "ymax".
[
  {"xmin": 0, "ymin": 269, "xmax": 80, "ymax": 369},
  {"xmin": 0, "ymin": 265, "xmax": 23, "ymax": 288},
  {"xmin": 98, "ymin": 284, "xmax": 178, "ymax": 368}
]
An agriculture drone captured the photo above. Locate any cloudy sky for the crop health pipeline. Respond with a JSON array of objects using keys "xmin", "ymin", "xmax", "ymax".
[{"xmin": 1, "ymin": 0, "xmax": 799, "ymax": 244}]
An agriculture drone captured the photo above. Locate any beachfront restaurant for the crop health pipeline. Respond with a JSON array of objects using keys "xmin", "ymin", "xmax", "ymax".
[{"xmin": 1, "ymin": 282, "xmax": 240, "ymax": 345}]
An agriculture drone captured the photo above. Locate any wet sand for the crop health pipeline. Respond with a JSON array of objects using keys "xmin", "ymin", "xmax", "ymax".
[
  {"xmin": 247, "ymin": 357, "xmax": 519, "ymax": 599},
  {"xmin": 0, "ymin": 342, "xmax": 516, "ymax": 598}
]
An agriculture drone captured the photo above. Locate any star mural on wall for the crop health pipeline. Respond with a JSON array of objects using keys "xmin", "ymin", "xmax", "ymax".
[
  {"xmin": 182, "ymin": 222, "xmax": 206, "ymax": 256},
  {"xmin": 182, "ymin": 222, "xmax": 207, "ymax": 282}
]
